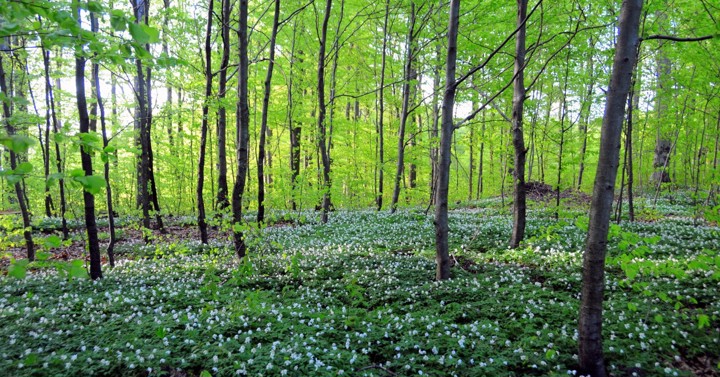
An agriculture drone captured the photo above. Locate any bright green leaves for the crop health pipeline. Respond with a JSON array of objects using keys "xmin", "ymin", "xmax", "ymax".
[
  {"xmin": 0, "ymin": 134, "xmax": 35, "ymax": 153},
  {"xmin": 8, "ymin": 259, "xmax": 29, "ymax": 279},
  {"xmin": 129, "ymin": 23, "xmax": 160, "ymax": 44},
  {"xmin": 110, "ymin": 10, "xmax": 127, "ymax": 31},
  {"xmin": 69, "ymin": 169, "xmax": 106, "ymax": 195}
]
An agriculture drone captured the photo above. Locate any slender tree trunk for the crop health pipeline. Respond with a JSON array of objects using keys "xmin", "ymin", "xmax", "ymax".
[
  {"xmin": 391, "ymin": 2, "xmax": 416, "ymax": 213},
  {"xmin": 89, "ymin": 12, "xmax": 117, "ymax": 267},
  {"xmin": 197, "ymin": 0, "xmax": 214, "ymax": 244},
  {"xmin": 216, "ymin": 0, "xmax": 231, "ymax": 210},
  {"xmin": 132, "ymin": 0, "xmax": 151, "ymax": 231},
  {"xmin": 257, "ymin": 0, "xmax": 280, "ymax": 223},
  {"xmin": 288, "ymin": 22, "xmax": 300, "ymax": 211},
  {"xmin": 477, "ymin": 109, "xmax": 485, "ymax": 199},
  {"xmin": 509, "ymin": 0, "xmax": 528, "ymax": 249},
  {"xmin": 434, "ymin": 0, "xmax": 459, "ymax": 281},
  {"xmin": 577, "ymin": 38, "xmax": 596, "ymax": 189},
  {"xmin": 232, "ymin": 0, "xmax": 250, "ymax": 258},
  {"xmin": 578, "ymin": 1, "xmax": 642, "ymax": 375},
  {"xmin": 40, "ymin": 45, "xmax": 69, "ymax": 239},
  {"xmin": 429, "ymin": 41, "xmax": 441, "ymax": 206},
  {"xmin": 74, "ymin": 6, "xmax": 102, "ymax": 280},
  {"xmin": 376, "ymin": 0, "xmax": 389, "ymax": 211},
  {"xmin": 555, "ymin": 50, "xmax": 572, "ymax": 220},
  {"xmin": 317, "ymin": 0, "xmax": 333, "ymax": 223},
  {"xmin": 0, "ymin": 50, "xmax": 34, "ymax": 261}
]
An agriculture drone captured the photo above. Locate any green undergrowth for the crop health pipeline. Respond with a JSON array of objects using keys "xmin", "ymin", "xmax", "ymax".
[{"xmin": 1, "ymin": 203, "xmax": 719, "ymax": 376}]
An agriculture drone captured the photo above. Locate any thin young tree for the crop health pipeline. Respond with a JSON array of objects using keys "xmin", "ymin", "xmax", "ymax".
[
  {"xmin": 390, "ymin": 2, "xmax": 417, "ymax": 213},
  {"xmin": 216, "ymin": 0, "xmax": 231, "ymax": 210},
  {"xmin": 74, "ymin": 2, "xmax": 102, "ymax": 280},
  {"xmin": 197, "ymin": 0, "xmax": 214, "ymax": 244},
  {"xmin": 232, "ymin": 0, "xmax": 250, "ymax": 258},
  {"xmin": 257, "ymin": 0, "xmax": 281, "ymax": 223},
  {"xmin": 434, "ymin": 0, "xmax": 459, "ymax": 281},
  {"xmin": 40, "ymin": 43, "xmax": 69, "ymax": 239},
  {"xmin": 376, "ymin": 0, "xmax": 389, "ymax": 211},
  {"xmin": 317, "ymin": 0, "xmax": 333, "ymax": 223},
  {"xmin": 0, "ymin": 44, "xmax": 35, "ymax": 261},
  {"xmin": 509, "ymin": 0, "xmax": 528, "ymax": 249},
  {"xmin": 90, "ymin": 11, "xmax": 117, "ymax": 267},
  {"xmin": 578, "ymin": 0, "xmax": 642, "ymax": 375}
]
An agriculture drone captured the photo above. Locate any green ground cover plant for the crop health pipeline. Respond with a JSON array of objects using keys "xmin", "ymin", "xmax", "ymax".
[{"xmin": 0, "ymin": 200, "xmax": 718, "ymax": 376}]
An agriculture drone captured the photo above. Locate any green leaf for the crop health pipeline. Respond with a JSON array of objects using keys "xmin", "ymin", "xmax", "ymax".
[
  {"xmin": 199, "ymin": 371, "xmax": 212, "ymax": 377},
  {"xmin": 0, "ymin": 134, "xmax": 34, "ymax": 153},
  {"xmin": 141, "ymin": 24, "xmax": 160, "ymax": 43},
  {"xmin": 68, "ymin": 259, "xmax": 89, "ymax": 279},
  {"xmin": 654, "ymin": 314, "xmax": 664, "ymax": 323},
  {"xmin": 545, "ymin": 349, "xmax": 556, "ymax": 360},
  {"xmin": 47, "ymin": 172, "xmax": 64, "ymax": 188},
  {"xmin": 110, "ymin": 10, "xmax": 127, "ymax": 31},
  {"xmin": 44, "ymin": 235, "xmax": 62, "ymax": 248},
  {"xmin": 73, "ymin": 175, "xmax": 106, "ymax": 195},
  {"xmin": 698, "ymin": 314, "xmax": 710, "ymax": 329},
  {"xmin": 8, "ymin": 259, "xmax": 28, "ymax": 279},
  {"xmin": 627, "ymin": 302, "xmax": 638, "ymax": 312},
  {"xmin": 36, "ymin": 251, "xmax": 52, "ymax": 261},
  {"xmin": 16, "ymin": 162, "xmax": 33, "ymax": 175},
  {"xmin": 87, "ymin": 1, "xmax": 103, "ymax": 12},
  {"xmin": 129, "ymin": 22, "xmax": 149, "ymax": 44}
]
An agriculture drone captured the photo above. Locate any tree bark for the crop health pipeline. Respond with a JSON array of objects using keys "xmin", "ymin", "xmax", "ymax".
[
  {"xmin": 376, "ymin": 0, "xmax": 389, "ymax": 211},
  {"xmin": 232, "ymin": 0, "xmax": 250, "ymax": 258},
  {"xmin": 197, "ymin": 0, "xmax": 214, "ymax": 244},
  {"xmin": 0, "ymin": 47, "xmax": 34, "ymax": 261},
  {"xmin": 287, "ymin": 21, "xmax": 300, "ymax": 211},
  {"xmin": 90, "ymin": 11, "xmax": 117, "ymax": 267},
  {"xmin": 391, "ymin": 2, "xmax": 416, "ymax": 213},
  {"xmin": 257, "ymin": 0, "xmax": 281, "ymax": 223},
  {"xmin": 509, "ymin": 0, "xmax": 528, "ymax": 249},
  {"xmin": 40, "ymin": 44, "xmax": 69, "ymax": 239},
  {"xmin": 216, "ymin": 0, "xmax": 231, "ymax": 210},
  {"xmin": 578, "ymin": 1, "xmax": 642, "ymax": 375},
  {"xmin": 75, "ymin": 6, "xmax": 102, "ymax": 280},
  {"xmin": 434, "ymin": 0, "xmax": 459, "ymax": 281},
  {"xmin": 317, "ymin": 0, "xmax": 333, "ymax": 224}
]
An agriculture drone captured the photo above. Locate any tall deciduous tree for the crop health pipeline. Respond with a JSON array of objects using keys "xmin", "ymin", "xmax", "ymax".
[
  {"xmin": 257, "ymin": 0, "xmax": 281, "ymax": 223},
  {"xmin": 509, "ymin": 0, "xmax": 528, "ymax": 249},
  {"xmin": 390, "ymin": 2, "xmax": 417, "ymax": 213},
  {"xmin": 216, "ymin": 0, "xmax": 231, "ymax": 210},
  {"xmin": 197, "ymin": 0, "xmax": 213, "ymax": 244},
  {"xmin": 74, "ymin": 1, "xmax": 102, "ymax": 280},
  {"xmin": 317, "ymin": 0, "xmax": 332, "ymax": 223},
  {"xmin": 434, "ymin": 0, "xmax": 459, "ymax": 281},
  {"xmin": 578, "ymin": 0, "xmax": 642, "ymax": 375},
  {"xmin": 232, "ymin": 0, "xmax": 250, "ymax": 258},
  {"xmin": 0, "ymin": 42, "xmax": 34, "ymax": 262}
]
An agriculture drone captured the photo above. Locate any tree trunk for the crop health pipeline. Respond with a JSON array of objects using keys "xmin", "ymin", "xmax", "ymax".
[
  {"xmin": 90, "ymin": 11, "xmax": 117, "ymax": 267},
  {"xmin": 288, "ymin": 22, "xmax": 300, "ymax": 211},
  {"xmin": 232, "ymin": 0, "xmax": 250, "ymax": 258},
  {"xmin": 317, "ymin": 0, "xmax": 333, "ymax": 224},
  {"xmin": 0, "ymin": 48, "xmax": 34, "ymax": 261},
  {"xmin": 391, "ymin": 2, "xmax": 416, "ymax": 213},
  {"xmin": 216, "ymin": 0, "xmax": 231, "ymax": 211},
  {"xmin": 509, "ymin": 0, "xmax": 528, "ymax": 249},
  {"xmin": 75, "ymin": 7, "xmax": 102, "ymax": 280},
  {"xmin": 376, "ymin": 0, "xmax": 389, "ymax": 211},
  {"xmin": 578, "ymin": 1, "xmax": 642, "ymax": 375},
  {"xmin": 40, "ymin": 44, "xmax": 69, "ymax": 239},
  {"xmin": 197, "ymin": 0, "xmax": 214, "ymax": 244},
  {"xmin": 434, "ymin": 0, "xmax": 459, "ymax": 281},
  {"xmin": 257, "ymin": 0, "xmax": 280, "ymax": 223}
]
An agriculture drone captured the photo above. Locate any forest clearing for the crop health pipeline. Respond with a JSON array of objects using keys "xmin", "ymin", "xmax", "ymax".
[{"xmin": 1, "ymin": 0, "xmax": 719, "ymax": 376}]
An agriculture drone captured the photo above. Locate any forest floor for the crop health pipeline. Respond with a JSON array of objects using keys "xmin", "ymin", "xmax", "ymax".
[{"xmin": 1, "ymin": 194, "xmax": 719, "ymax": 377}]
